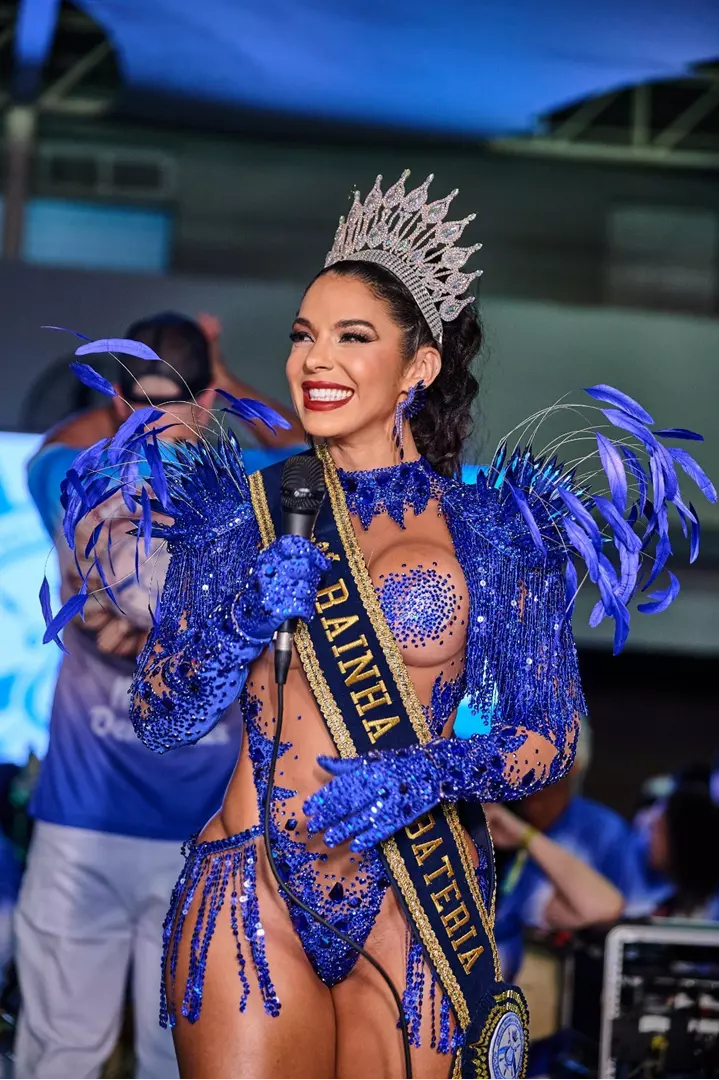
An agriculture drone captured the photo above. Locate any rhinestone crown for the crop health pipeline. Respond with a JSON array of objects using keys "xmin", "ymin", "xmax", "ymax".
[{"xmin": 324, "ymin": 170, "xmax": 482, "ymax": 345}]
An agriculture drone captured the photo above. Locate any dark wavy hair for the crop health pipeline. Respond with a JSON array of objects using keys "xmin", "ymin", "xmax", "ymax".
[{"xmin": 313, "ymin": 261, "xmax": 483, "ymax": 477}]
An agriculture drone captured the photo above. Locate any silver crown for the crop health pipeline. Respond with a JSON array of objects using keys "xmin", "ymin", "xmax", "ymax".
[{"xmin": 324, "ymin": 170, "xmax": 482, "ymax": 345}]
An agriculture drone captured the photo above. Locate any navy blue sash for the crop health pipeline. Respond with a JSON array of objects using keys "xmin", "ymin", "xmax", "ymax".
[{"xmin": 249, "ymin": 448, "xmax": 528, "ymax": 1079}]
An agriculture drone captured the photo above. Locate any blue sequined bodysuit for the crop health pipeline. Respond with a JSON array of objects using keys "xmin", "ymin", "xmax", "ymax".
[{"xmin": 131, "ymin": 455, "xmax": 585, "ymax": 1043}]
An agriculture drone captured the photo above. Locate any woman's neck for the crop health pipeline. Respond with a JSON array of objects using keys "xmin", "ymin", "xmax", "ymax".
[{"xmin": 326, "ymin": 428, "xmax": 420, "ymax": 473}]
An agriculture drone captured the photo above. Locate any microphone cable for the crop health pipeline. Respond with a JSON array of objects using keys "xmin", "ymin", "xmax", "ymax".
[{"xmin": 262, "ymin": 679, "xmax": 413, "ymax": 1079}]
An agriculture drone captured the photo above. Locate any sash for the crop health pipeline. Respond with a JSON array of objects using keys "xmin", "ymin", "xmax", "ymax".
[{"xmin": 249, "ymin": 447, "xmax": 528, "ymax": 1079}]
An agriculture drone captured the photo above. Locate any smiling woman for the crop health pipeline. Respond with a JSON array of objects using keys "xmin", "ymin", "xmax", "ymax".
[
  {"xmin": 288, "ymin": 261, "xmax": 480, "ymax": 480},
  {"xmin": 49, "ymin": 170, "xmax": 715, "ymax": 1080},
  {"xmin": 288, "ymin": 276, "xmax": 440, "ymax": 455}
]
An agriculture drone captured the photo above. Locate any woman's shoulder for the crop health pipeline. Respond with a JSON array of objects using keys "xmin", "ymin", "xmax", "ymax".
[{"xmin": 441, "ymin": 473, "xmax": 564, "ymax": 566}]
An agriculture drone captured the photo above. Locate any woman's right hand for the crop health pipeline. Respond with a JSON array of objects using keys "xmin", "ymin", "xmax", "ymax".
[{"xmin": 232, "ymin": 535, "xmax": 330, "ymax": 643}]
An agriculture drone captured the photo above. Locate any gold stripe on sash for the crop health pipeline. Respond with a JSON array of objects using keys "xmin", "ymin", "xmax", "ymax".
[
  {"xmin": 248, "ymin": 469, "xmax": 357, "ymax": 760},
  {"xmin": 383, "ymin": 836, "xmax": 469, "ymax": 1028}
]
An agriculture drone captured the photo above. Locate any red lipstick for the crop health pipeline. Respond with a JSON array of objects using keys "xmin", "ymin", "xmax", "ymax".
[{"xmin": 302, "ymin": 380, "xmax": 355, "ymax": 412}]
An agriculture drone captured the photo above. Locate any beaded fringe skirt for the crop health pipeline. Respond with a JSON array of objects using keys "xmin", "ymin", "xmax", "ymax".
[{"xmin": 161, "ymin": 828, "xmax": 462, "ymax": 1054}]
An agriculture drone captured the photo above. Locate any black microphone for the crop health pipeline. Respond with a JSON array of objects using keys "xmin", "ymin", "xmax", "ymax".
[{"xmin": 274, "ymin": 454, "xmax": 326, "ymax": 686}]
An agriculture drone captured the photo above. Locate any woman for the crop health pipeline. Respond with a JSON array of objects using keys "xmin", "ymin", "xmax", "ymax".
[
  {"xmin": 50, "ymin": 171, "xmax": 713, "ymax": 1080},
  {"xmin": 628, "ymin": 765, "xmax": 719, "ymax": 921}
]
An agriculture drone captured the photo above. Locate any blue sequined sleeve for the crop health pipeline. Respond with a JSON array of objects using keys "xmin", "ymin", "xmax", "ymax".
[
  {"xmin": 445, "ymin": 488, "xmax": 586, "ymax": 800},
  {"xmin": 130, "ymin": 511, "xmax": 262, "ymax": 754}
]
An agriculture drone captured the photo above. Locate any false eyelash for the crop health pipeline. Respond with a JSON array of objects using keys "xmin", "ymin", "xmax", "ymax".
[{"xmin": 339, "ymin": 332, "xmax": 373, "ymax": 343}]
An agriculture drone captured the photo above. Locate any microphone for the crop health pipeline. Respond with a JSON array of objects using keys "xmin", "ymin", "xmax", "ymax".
[{"xmin": 274, "ymin": 454, "xmax": 326, "ymax": 686}]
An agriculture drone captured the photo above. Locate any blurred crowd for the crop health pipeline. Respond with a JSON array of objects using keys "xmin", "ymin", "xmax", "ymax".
[{"xmin": 0, "ymin": 311, "xmax": 717, "ymax": 1078}]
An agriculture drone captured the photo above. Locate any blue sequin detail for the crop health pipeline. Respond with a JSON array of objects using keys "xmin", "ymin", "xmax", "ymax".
[
  {"xmin": 402, "ymin": 935, "xmax": 426, "ymax": 1048},
  {"xmin": 427, "ymin": 671, "xmax": 467, "ymax": 737},
  {"xmin": 244, "ymin": 691, "xmax": 389, "ymax": 987},
  {"xmin": 131, "ymin": 534, "xmax": 327, "ymax": 754},
  {"xmin": 160, "ymin": 825, "xmax": 279, "ymax": 1028},
  {"xmin": 338, "ymin": 457, "xmax": 450, "ymax": 530},
  {"xmin": 377, "ymin": 564, "xmax": 459, "ymax": 648}
]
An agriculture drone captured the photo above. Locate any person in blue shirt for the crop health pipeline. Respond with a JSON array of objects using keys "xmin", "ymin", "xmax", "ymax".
[
  {"xmin": 624, "ymin": 762, "xmax": 719, "ymax": 921},
  {"xmin": 14, "ymin": 313, "xmax": 303, "ymax": 1080},
  {"xmin": 490, "ymin": 722, "xmax": 629, "ymax": 982}
]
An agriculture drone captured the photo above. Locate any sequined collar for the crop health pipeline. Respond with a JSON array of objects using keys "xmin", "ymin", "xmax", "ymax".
[{"xmin": 336, "ymin": 457, "xmax": 450, "ymax": 530}]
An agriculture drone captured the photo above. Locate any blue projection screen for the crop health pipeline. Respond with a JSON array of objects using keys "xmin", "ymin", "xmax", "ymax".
[{"xmin": 0, "ymin": 433, "xmax": 58, "ymax": 765}]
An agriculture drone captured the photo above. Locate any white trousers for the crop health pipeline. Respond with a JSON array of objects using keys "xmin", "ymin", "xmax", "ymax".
[{"xmin": 14, "ymin": 822, "xmax": 183, "ymax": 1079}]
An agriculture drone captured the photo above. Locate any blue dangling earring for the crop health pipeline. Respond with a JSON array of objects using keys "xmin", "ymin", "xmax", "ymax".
[{"xmin": 392, "ymin": 380, "xmax": 425, "ymax": 461}]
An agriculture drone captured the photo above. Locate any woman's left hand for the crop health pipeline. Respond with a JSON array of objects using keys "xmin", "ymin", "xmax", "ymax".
[{"xmin": 303, "ymin": 745, "xmax": 442, "ymax": 852}]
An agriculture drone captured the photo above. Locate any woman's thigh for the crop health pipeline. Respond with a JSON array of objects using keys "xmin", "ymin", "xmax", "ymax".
[
  {"xmin": 169, "ymin": 848, "xmax": 336, "ymax": 1079},
  {"xmin": 332, "ymin": 889, "xmax": 454, "ymax": 1080}
]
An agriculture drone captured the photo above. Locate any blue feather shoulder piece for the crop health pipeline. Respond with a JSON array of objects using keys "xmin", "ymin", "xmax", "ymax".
[
  {"xmin": 42, "ymin": 425, "xmax": 257, "ymax": 648},
  {"xmin": 482, "ymin": 384, "xmax": 716, "ymax": 654},
  {"xmin": 59, "ymin": 421, "xmax": 255, "ymax": 552},
  {"xmin": 40, "ymin": 330, "xmax": 289, "ymax": 647}
]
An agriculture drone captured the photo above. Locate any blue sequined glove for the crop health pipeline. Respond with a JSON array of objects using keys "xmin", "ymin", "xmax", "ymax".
[
  {"xmin": 231, "ymin": 534, "xmax": 330, "ymax": 643},
  {"xmin": 304, "ymin": 733, "xmax": 521, "ymax": 852}
]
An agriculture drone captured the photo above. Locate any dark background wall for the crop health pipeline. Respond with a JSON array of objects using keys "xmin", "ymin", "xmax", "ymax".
[{"xmin": 35, "ymin": 118, "xmax": 719, "ymax": 307}]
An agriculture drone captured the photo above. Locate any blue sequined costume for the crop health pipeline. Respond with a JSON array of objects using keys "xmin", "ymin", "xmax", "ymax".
[
  {"xmin": 47, "ymin": 385, "xmax": 715, "ymax": 1048},
  {"xmin": 126, "ymin": 449, "xmax": 586, "ymax": 1037}
]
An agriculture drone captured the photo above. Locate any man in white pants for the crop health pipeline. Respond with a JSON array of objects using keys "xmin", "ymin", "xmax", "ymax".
[{"xmin": 16, "ymin": 313, "xmax": 301, "ymax": 1078}]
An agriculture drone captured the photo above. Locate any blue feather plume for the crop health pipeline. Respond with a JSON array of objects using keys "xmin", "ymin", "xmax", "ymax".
[
  {"xmin": 108, "ymin": 407, "xmax": 163, "ymax": 465},
  {"xmin": 621, "ymin": 446, "xmax": 648, "ymax": 517},
  {"xmin": 84, "ymin": 522, "xmax": 104, "ymax": 559},
  {"xmin": 42, "ymin": 592, "xmax": 88, "ymax": 644},
  {"xmin": 144, "ymin": 433, "xmax": 170, "ymax": 510},
  {"xmin": 562, "ymin": 518, "xmax": 600, "ymax": 581},
  {"xmin": 215, "ymin": 389, "xmax": 292, "ymax": 433},
  {"xmin": 39, "ymin": 575, "xmax": 66, "ymax": 652},
  {"xmin": 595, "ymin": 431, "xmax": 627, "ymax": 512},
  {"xmin": 564, "ymin": 558, "xmax": 578, "ymax": 618},
  {"xmin": 689, "ymin": 503, "xmax": 700, "ymax": 563},
  {"xmin": 506, "ymin": 482, "xmax": 546, "ymax": 554},
  {"xmin": 76, "ymin": 338, "xmax": 162, "ymax": 362},
  {"xmin": 487, "ymin": 383, "xmax": 714, "ymax": 652},
  {"xmin": 141, "ymin": 487, "xmax": 153, "ymax": 557},
  {"xmin": 42, "ymin": 325, "xmax": 91, "ymax": 340},
  {"xmin": 602, "ymin": 409, "xmax": 659, "ymax": 451},
  {"xmin": 638, "ymin": 572, "xmax": 680, "ymax": 615},
  {"xmin": 668, "ymin": 448, "xmax": 717, "ymax": 503},
  {"xmin": 557, "ymin": 488, "xmax": 602, "ymax": 549},
  {"xmin": 654, "ymin": 428, "xmax": 703, "ymax": 441},
  {"xmin": 69, "ymin": 362, "xmax": 117, "ymax": 397},
  {"xmin": 585, "ymin": 384, "xmax": 654, "ymax": 425},
  {"xmin": 94, "ymin": 555, "xmax": 122, "ymax": 610}
]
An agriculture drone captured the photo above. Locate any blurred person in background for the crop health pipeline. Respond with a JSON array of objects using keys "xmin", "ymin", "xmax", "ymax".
[
  {"xmin": 491, "ymin": 722, "xmax": 629, "ymax": 981},
  {"xmin": 624, "ymin": 762, "xmax": 719, "ymax": 920},
  {"xmin": 15, "ymin": 313, "xmax": 303, "ymax": 1079},
  {"xmin": 0, "ymin": 830, "xmax": 21, "ymax": 993}
]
